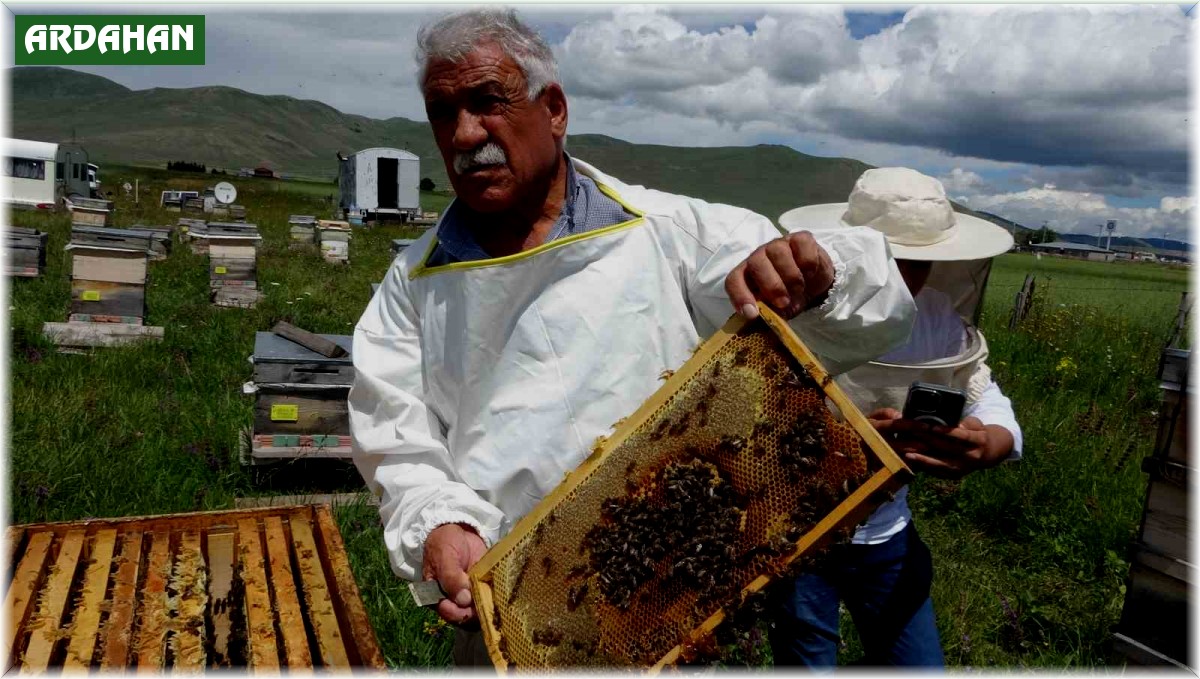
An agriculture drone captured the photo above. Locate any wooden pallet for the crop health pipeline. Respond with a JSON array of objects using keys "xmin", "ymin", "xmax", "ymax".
[
  {"xmin": 5, "ymin": 504, "xmax": 385, "ymax": 671},
  {"xmin": 470, "ymin": 303, "xmax": 911, "ymax": 669},
  {"xmin": 42, "ymin": 321, "xmax": 164, "ymax": 349}
]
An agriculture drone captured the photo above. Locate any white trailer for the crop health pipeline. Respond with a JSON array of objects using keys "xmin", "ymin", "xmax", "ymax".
[
  {"xmin": 338, "ymin": 147, "xmax": 420, "ymax": 222},
  {"xmin": 3, "ymin": 138, "xmax": 58, "ymax": 210},
  {"xmin": 2, "ymin": 138, "xmax": 93, "ymax": 210}
]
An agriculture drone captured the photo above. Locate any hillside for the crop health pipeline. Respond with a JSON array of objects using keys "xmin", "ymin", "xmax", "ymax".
[{"xmin": 15, "ymin": 66, "xmax": 992, "ymax": 223}]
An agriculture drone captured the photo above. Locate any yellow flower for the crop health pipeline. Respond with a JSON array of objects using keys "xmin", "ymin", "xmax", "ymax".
[{"xmin": 1055, "ymin": 356, "xmax": 1077, "ymax": 376}]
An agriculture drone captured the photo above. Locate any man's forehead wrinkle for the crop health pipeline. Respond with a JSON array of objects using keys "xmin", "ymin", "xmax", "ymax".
[{"xmin": 425, "ymin": 64, "xmax": 527, "ymax": 101}]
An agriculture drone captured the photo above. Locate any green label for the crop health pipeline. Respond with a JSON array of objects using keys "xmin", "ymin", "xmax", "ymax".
[{"xmin": 16, "ymin": 15, "xmax": 205, "ymax": 65}]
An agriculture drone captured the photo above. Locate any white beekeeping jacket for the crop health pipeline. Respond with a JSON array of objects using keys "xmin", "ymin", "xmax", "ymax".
[
  {"xmin": 349, "ymin": 158, "xmax": 916, "ymax": 580},
  {"xmin": 834, "ymin": 288, "xmax": 1022, "ymax": 544}
]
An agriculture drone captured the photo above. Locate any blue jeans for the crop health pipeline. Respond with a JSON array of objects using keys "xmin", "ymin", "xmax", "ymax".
[{"xmin": 769, "ymin": 523, "xmax": 945, "ymax": 668}]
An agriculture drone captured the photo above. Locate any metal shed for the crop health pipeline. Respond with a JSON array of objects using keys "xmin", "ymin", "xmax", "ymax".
[{"xmin": 338, "ymin": 148, "xmax": 420, "ymax": 222}]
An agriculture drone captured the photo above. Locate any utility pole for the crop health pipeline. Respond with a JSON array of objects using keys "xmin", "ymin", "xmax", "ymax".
[{"xmin": 1041, "ymin": 221, "xmax": 1048, "ymax": 244}]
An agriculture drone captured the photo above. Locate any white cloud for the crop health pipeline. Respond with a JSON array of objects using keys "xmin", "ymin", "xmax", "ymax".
[
  {"xmin": 556, "ymin": 5, "xmax": 1189, "ymax": 178},
  {"xmin": 941, "ymin": 168, "xmax": 986, "ymax": 193},
  {"xmin": 1161, "ymin": 196, "xmax": 1195, "ymax": 213},
  {"xmin": 962, "ymin": 185, "xmax": 1192, "ymax": 240}
]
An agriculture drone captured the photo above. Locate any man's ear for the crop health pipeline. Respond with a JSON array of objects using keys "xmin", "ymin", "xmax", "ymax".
[{"xmin": 540, "ymin": 83, "xmax": 569, "ymax": 139}]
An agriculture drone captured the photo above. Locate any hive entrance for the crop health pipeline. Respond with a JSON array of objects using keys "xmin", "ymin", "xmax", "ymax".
[{"xmin": 470, "ymin": 306, "xmax": 910, "ymax": 669}]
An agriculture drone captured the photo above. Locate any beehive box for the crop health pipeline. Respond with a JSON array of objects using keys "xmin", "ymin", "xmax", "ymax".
[
  {"xmin": 4, "ymin": 504, "xmax": 385, "ymax": 671},
  {"xmin": 66, "ymin": 197, "xmax": 113, "ymax": 227},
  {"xmin": 66, "ymin": 239, "xmax": 149, "ymax": 325},
  {"xmin": 469, "ymin": 305, "xmax": 911, "ymax": 669},
  {"xmin": 183, "ymin": 197, "xmax": 205, "ymax": 215},
  {"xmin": 5, "ymin": 227, "xmax": 48, "ymax": 277},
  {"xmin": 289, "ymin": 215, "xmax": 317, "ymax": 246},
  {"xmin": 319, "ymin": 227, "xmax": 350, "ymax": 265},
  {"xmin": 1113, "ymin": 346, "xmax": 1192, "ymax": 667},
  {"xmin": 247, "ymin": 331, "xmax": 354, "ymax": 461},
  {"xmin": 210, "ymin": 243, "xmax": 257, "ymax": 289}
]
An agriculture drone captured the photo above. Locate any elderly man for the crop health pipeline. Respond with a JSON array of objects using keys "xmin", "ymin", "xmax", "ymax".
[{"xmin": 349, "ymin": 8, "xmax": 915, "ymax": 664}]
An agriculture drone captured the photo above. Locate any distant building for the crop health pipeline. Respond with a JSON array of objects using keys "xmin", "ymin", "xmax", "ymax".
[
  {"xmin": 253, "ymin": 164, "xmax": 275, "ymax": 179},
  {"xmin": 337, "ymin": 147, "xmax": 420, "ymax": 222},
  {"xmin": 1030, "ymin": 241, "xmax": 1115, "ymax": 262}
]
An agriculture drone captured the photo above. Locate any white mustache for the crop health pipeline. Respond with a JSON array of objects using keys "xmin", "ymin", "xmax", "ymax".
[{"xmin": 454, "ymin": 143, "xmax": 507, "ymax": 175}]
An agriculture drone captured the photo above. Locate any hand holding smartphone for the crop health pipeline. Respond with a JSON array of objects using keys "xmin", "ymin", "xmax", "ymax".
[{"xmin": 901, "ymin": 382, "xmax": 966, "ymax": 428}]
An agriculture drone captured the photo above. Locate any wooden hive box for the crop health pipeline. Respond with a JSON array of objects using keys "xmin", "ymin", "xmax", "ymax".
[
  {"xmin": 127, "ymin": 226, "xmax": 173, "ymax": 261},
  {"xmin": 66, "ymin": 197, "xmax": 113, "ymax": 227},
  {"xmin": 229, "ymin": 205, "xmax": 246, "ymax": 221},
  {"xmin": 248, "ymin": 331, "xmax": 354, "ymax": 461},
  {"xmin": 469, "ymin": 304, "xmax": 911, "ymax": 669},
  {"xmin": 183, "ymin": 197, "xmax": 206, "ymax": 215},
  {"xmin": 206, "ymin": 226, "xmax": 262, "ymax": 307},
  {"xmin": 5, "ymin": 504, "xmax": 385, "ymax": 671},
  {"xmin": 5, "ymin": 227, "xmax": 48, "ymax": 277},
  {"xmin": 210, "ymin": 243, "xmax": 258, "ymax": 290},
  {"xmin": 66, "ymin": 239, "xmax": 149, "ymax": 326},
  {"xmin": 176, "ymin": 219, "xmax": 208, "ymax": 252},
  {"xmin": 1113, "ymin": 347, "xmax": 1192, "ymax": 668},
  {"xmin": 318, "ymin": 225, "xmax": 351, "ymax": 264},
  {"xmin": 289, "ymin": 215, "xmax": 317, "ymax": 246}
]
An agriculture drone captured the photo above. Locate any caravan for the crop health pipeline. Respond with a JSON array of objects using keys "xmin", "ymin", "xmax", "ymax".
[{"xmin": 2, "ymin": 138, "xmax": 94, "ymax": 210}]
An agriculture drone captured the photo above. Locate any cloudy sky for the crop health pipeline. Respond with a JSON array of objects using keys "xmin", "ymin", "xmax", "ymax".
[{"xmin": 5, "ymin": 3, "xmax": 1195, "ymax": 241}]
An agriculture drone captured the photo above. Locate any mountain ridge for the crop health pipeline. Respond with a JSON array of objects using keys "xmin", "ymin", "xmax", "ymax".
[{"xmin": 9, "ymin": 66, "xmax": 1050, "ymax": 229}]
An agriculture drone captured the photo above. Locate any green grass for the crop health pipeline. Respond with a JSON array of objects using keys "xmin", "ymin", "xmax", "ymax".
[
  {"xmin": 7, "ymin": 169, "xmax": 457, "ymax": 666},
  {"xmin": 6, "ymin": 171, "xmax": 1191, "ymax": 668}
]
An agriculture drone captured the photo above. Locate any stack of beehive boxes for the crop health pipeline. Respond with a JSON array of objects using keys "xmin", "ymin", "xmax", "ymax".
[
  {"xmin": 42, "ymin": 227, "xmax": 164, "ymax": 348},
  {"xmin": 245, "ymin": 330, "xmax": 355, "ymax": 462},
  {"xmin": 207, "ymin": 223, "xmax": 262, "ymax": 308},
  {"xmin": 317, "ymin": 220, "xmax": 351, "ymax": 264},
  {"xmin": 5, "ymin": 227, "xmax": 48, "ymax": 278},
  {"xmin": 289, "ymin": 215, "xmax": 317, "ymax": 248}
]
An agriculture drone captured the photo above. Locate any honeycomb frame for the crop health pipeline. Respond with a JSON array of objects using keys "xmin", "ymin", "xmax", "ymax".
[{"xmin": 469, "ymin": 303, "xmax": 912, "ymax": 671}]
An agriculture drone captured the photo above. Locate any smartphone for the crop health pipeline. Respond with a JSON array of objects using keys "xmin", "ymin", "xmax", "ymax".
[{"xmin": 902, "ymin": 382, "xmax": 966, "ymax": 428}]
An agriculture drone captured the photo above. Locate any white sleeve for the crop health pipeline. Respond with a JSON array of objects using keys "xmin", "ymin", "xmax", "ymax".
[
  {"xmin": 349, "ymin": 266, "xmax": 505, "ymax": 581},
  {"xmin": 687, "ymin": 211, "xmax": 916, "ymax": 376},
  {"xmin": 964, "ymin": 380, "xmax": 1024, "ymax": 460}
]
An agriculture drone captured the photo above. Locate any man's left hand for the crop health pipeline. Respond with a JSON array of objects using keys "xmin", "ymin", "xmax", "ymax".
[
  {"xmin": 868, "ymin": 409, "xmax": 1014, "ymax": 479},
  {"xmin": 725, "ymin": 231, "xmax": 835, "ymax": 321}
]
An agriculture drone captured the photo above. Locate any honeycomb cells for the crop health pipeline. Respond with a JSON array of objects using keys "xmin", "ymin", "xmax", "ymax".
[{"xmin": 486, "ymin": 322, "xmax": 884, "ymax": 668}]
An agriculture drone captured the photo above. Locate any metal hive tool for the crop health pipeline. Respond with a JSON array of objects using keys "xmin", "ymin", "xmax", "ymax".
[{"xmin": 469, "ymin": 304, "xmax": 912, "ymax": 670}]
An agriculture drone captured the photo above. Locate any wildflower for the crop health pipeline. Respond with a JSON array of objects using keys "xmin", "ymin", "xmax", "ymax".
[{"xmin": 1055, "ymin": 356, "xmax": 1077, "ymax": 377}]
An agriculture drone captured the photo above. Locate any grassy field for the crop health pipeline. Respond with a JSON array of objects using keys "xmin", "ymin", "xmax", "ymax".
[{"xmin": 5, "ymin": 167, "xmax": 1191, "ymax": 668}]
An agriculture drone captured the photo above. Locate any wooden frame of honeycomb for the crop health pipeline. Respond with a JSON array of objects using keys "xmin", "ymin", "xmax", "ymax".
[
  {"xmin": 469, "ymin": 303, "xmax": 912, "ymax": 670},
  {"xmin": 5, "ymin": 504, "xmax": 385, "ymax": 671}
]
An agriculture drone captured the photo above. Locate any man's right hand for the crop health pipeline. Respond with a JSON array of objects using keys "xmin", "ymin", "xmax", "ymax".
[{"xmin": 422, "ymin": 523, "xmax": 487, "ymax": 625}]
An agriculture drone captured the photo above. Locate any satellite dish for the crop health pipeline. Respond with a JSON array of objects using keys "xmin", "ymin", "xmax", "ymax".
[{"xmin": 214, "ymin": 181, "xmax": 238, "ymax": 205}]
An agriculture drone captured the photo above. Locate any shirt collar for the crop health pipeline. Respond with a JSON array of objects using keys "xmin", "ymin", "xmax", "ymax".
[{"xmin": 435, "ymin": 153, "xmax": 581, "ymax": 264}]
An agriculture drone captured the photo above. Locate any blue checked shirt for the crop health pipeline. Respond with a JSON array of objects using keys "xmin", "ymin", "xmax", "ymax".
[{"xmin": 427, "ymin": 155, "xmax": 635, "ymax": 266}]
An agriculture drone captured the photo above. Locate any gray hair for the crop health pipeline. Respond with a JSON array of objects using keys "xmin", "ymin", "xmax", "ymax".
[{"xmin": 415, "ymin": 8, "xmax": 560, "ymax": 102}]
